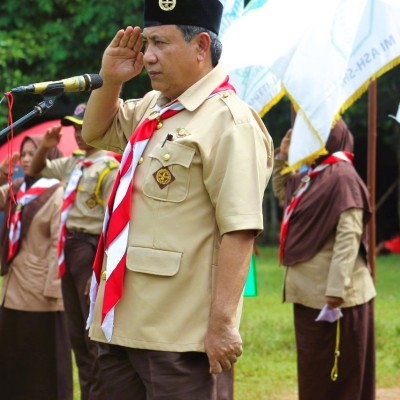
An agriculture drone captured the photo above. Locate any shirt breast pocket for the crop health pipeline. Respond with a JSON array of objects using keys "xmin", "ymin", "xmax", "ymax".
[
  {"xmin": 142, "ymin": 141, "xmax": 195, "ymax": 203},
  {"xmin": 78, "ymin": 174, "xmax": 98, "ymax": 195}
]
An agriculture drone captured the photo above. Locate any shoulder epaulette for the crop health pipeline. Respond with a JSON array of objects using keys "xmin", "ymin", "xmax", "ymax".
[
  {"xmin": 72, "ymin": 149, "xmax": 85, "ymax": 157},
  {"xmin": 105, "ymin": 159, "xmax": 119, "ymax": 170},
  {"xmin": 219, "ymin": 91, "xmax": 250, "ymax": 125}
]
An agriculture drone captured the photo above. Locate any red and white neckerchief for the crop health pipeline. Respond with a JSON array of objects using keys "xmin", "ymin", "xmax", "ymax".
[
  {"xmin": 279, "ymin": 151, "xmax": 353, "ymax": 265},
  {"xmin": 8, "ymin": 178, "xmax": 60, "ymax": 262},
  {"xmin": 87, "ymin": 77, "xmax": 236, "ymax": 341},
  {"xmin": 57, "ymin": 155, "xmax": 110, "ymax": 277}
]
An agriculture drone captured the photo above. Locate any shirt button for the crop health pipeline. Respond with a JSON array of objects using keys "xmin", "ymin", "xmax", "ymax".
[
  {"xmin": 156, "ymin": 121, "xmax": 163, "ymax": 129},
  {"xmin": 102, "ymin": 271, "xmax": 107, "ymax": 281},
  {"xmin": 163, "ymin": 153, "xmax": 171, "ymax": 161},
  {"xmin": 138, "ymin": 157, "xmax": 144, "ymax": 165}
]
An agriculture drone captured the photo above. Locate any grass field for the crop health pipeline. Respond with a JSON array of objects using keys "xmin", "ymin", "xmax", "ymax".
[
  {"xmin": 2, "ymin": 246, "xmax": 397, "ymax": 399},
  {"xmin": 71, "ymin": 246, "xmax": 399, "ymax": 399},
  {"xmin": 233, "ymin": 246, "xmax": 400, "ymax": 400}
]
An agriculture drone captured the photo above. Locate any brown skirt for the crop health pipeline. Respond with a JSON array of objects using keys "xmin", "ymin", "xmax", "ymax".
[
  {"xmin": 294, "ymin": 301, "xmax": 375, "ymax": 400},
  {"xmin": 0, "ymin": 306, "xmax": 73, "ymax": 400}
]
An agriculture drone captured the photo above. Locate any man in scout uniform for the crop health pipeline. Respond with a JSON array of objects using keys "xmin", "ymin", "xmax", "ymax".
[
  {"xmin": 29, "ymin": 103, "xmax": 119, "ymax": 400},
  {"xmin": 82, "ymin": 0, "xmax": 274, "ymax": 399}
]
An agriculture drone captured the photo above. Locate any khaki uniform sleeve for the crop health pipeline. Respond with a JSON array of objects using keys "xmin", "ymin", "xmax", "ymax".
[
  {"xmin": 41, "ymin": 157, "xmax": 73, "ymax": 181},
  {"xmin": 88, "ymin": 93, "xmax": 159, "ymax": 154},
  {"xmin": 44, "ymin": 186, "xmax": 64, "ymax": 298},
  {"xmin": 203, "ymin": 120, "xmax": 272, "ymax": 236},
  {"xmin": 325, "ymin": 208, "xmax": 364, "ymax": 299}
]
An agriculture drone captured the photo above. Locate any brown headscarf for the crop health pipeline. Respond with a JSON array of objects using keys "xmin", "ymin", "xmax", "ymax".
[
  {"xmin": 0, "ymin": 135, "xmax": 63, "ymax": 274},
  {"xmin": 282, "ymin": 119, "xmax": 371, "ymax": 266},
  {"xmin": 21, "ymin": 135, "xmax": 64, "ymax": 168}
]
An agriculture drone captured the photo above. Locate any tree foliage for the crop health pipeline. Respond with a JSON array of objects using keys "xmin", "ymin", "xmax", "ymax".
[{"xmin": 0, "ymin": 0, "xmax": 150, "ymax": 127}]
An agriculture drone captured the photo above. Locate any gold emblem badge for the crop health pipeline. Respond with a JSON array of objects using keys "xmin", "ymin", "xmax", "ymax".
[
  {"xmin": 159, "ymin": 0, "xmax": 176, "ymax": 11},
  {"xmin": 86, "ymin": 196, "xmax": 97, "ymax": 209},
  {"xmin": 176, "ymin": 128, "xmax": 190, "ymax": 137},
  {"xmin": 153, "ymin": 166, "xmax": 175, "ymax": 189}
]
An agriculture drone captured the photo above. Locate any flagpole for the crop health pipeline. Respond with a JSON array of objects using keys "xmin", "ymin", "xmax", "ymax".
[{"xmin": 367, "ymin": 80, "xmax": 377, "ymax": 281}]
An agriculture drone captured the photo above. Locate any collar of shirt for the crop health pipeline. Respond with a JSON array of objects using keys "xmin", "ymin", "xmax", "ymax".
[
  {"xmin": 84, "ymin": 149, "xmax": 109, "ymax": 161},
  {"xmin": 155, "ymin": 63, "xmax": 229, "ymax": 112}
]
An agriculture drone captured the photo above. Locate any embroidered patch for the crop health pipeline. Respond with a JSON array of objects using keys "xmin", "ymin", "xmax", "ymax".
[
  {"xmin": 153, "ymin": 166, "xmax": 175, "ymax": 189},
  {"xmin": 86, "ymin": 196, "xmax": 97, "ymax": 209}
]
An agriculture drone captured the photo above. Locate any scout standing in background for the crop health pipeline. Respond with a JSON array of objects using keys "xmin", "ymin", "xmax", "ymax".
[
  {"xmin": 273, "ymin": 120, "xmax": 376, "ymax": 400},
  {"xmin": 29, "ymin": 103, "xmax": 119, "ymax": 400},
  {"xmin": 0, "ymin": 136, "xmax": 73, "ymax": 400}
]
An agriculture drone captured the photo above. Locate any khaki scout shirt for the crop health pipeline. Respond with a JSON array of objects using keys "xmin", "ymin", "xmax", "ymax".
[
  {"xmin": 0, "ymin": 184, "xmax": 65, "ymax": 312},
  {"xmin": 273, "ymin": 159, "xmax": 376, "ymax": 309},
  {"xmin": 40, "ymin": 149, "xmax": 119, "ymax": 235},
  {"xmin": 88, "ymin": 63, "xmax": 274, "ymax": 351}
]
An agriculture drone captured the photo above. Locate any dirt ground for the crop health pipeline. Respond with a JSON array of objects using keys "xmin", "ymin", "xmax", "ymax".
[
  {"xmin": 376, "ymin": 387, "xmax": 400, "ymax": 400},
  {"xmin": 283, "ymin": 387, "xmax": 400, "ymax": 400}
]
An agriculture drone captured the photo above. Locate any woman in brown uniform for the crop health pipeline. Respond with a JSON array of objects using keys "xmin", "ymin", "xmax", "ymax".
[
  {"xmin": 273, "ymin": 120, "xmax": 376, "ymax": 400},
  {"xmin": 0, "ymin": 136, "xmax": 72, "ymax": 400}
]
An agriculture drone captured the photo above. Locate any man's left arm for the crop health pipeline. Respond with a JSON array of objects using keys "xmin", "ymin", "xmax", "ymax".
[{"xmin": 204, "ymin": 229, "xmax": 255, "ymax": 374}]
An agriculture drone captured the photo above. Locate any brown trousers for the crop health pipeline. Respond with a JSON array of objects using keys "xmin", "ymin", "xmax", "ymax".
[
  {"xmin": 294, "ymin": 300, "xmax": 375, "ymax": 400},
  {"xmin": 63, "ymin": 233, "xmax": 106, "ymax": 400},
  {"xmin": 0, "ymin": 308, "xmax": 73, "ymax": 400},
  {"xmin": 97, "ymin": 343, "xmax": 234, "ymax": 400}
]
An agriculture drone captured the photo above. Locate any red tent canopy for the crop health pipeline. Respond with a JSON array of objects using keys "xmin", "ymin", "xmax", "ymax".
[{"xmin": 0, "ymin": 119, "xmax": 77, "ymax": 160}]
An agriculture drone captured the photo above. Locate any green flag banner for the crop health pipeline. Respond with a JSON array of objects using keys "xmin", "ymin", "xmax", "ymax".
[{"xmin": 244, "ymin": 253, "xmax": 257, "ymax": 297}]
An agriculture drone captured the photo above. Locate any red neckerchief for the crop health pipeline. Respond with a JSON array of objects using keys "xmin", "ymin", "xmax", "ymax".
[
  {"xmin": 8, "ymin": 178, "xmax": 60, "ymax": 262},
  {"xmin": 279, "ymin": 151, "xmax": 353, "ymax": 265}
]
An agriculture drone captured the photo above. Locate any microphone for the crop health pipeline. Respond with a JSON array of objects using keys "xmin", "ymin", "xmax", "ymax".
[{"xmin": 11, "ymin": 74, "xmax": 103, "ymax": 95}]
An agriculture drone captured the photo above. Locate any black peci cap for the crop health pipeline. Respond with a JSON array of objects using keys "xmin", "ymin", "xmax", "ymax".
[{"xmin": 144, "ymin": 0, "xmax": 224, "ymax": 35}]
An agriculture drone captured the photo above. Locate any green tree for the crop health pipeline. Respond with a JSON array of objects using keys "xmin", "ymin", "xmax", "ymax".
[{"xmin": 0, "ymin": 0, "xmax": 149, "ymax": 129}]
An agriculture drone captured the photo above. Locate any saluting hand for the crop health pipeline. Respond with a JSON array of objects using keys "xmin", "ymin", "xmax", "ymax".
[
  {"xmin": 101, "ymin": 26, "xmax": 144, "ymax": 85},
  {"xmin": 0, "ymin": 152, "xmax": 20, "ymax": 181},
  {"xmin": 278, "ymin": 128, "xmax": 292, "ymax": 160},
  {"xmin": 41, "ymin": 125, "xmax": 62, "ymax": 149}
]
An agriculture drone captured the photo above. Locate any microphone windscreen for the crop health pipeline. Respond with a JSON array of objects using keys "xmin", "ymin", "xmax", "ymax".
[{"xmin": 88, "ymin": 74, "xmax": 103, "ymax": 90}]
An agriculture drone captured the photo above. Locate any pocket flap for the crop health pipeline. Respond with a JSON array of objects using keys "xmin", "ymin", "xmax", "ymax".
[
  {"xmin": 148, "ymin": 141, "xmax": 195, "ymax": 168},
  {"xmin": 126, "ymin": 246, "xmax": 182, "ymax": 276}
]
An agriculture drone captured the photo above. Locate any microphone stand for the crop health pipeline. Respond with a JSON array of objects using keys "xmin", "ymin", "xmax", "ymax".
[{"xmin": 0, "ymin": 92, "xmax": 60, "ymax": 140}]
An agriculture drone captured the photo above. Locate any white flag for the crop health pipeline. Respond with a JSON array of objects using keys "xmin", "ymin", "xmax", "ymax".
[
  {"xmin": 221, "ymin": 0, "xmax": 284, "ymax": 114},
  {"xmin": 221, "ymin": 0, "xmax": 400, "ymax": 170},
  {"xmin": 219, "ymin": 0, "xmax": 244, "ymax": 38}
]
